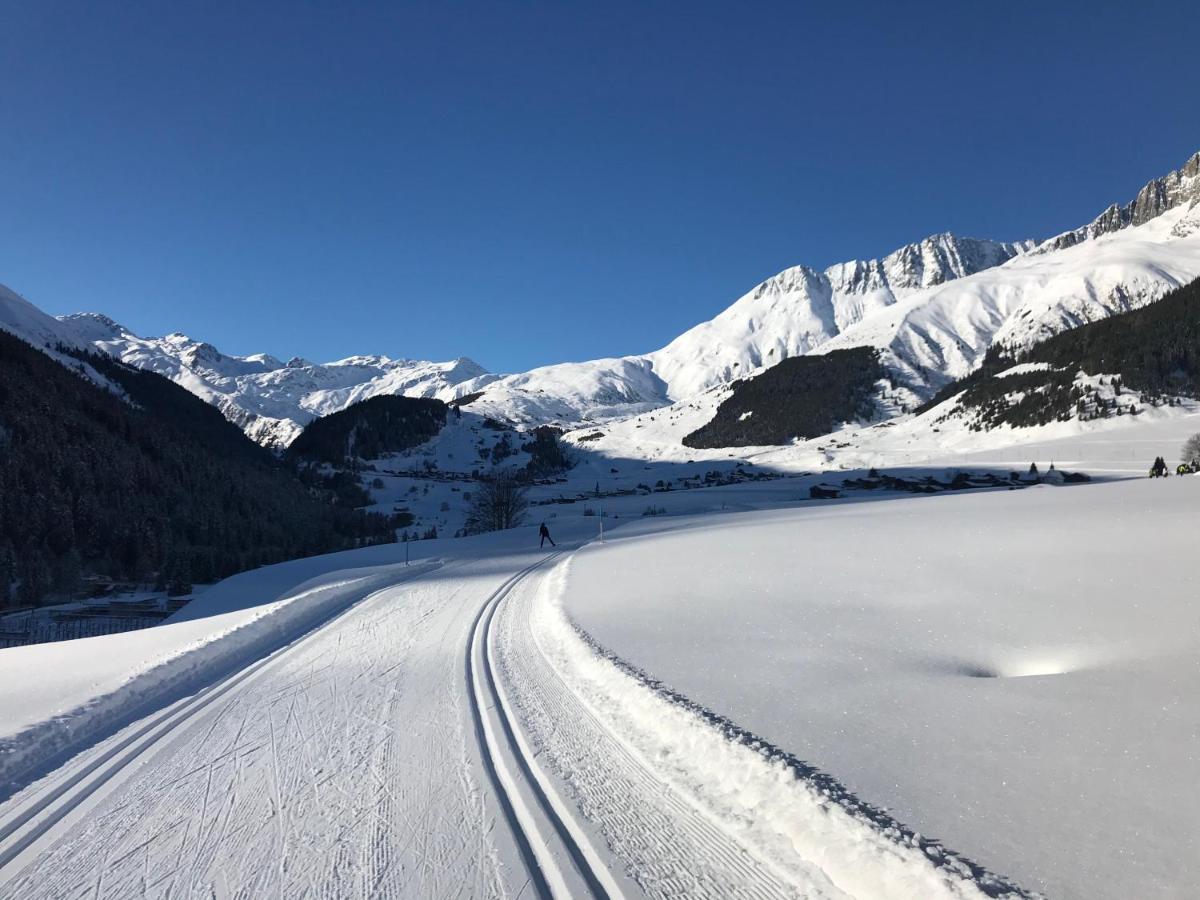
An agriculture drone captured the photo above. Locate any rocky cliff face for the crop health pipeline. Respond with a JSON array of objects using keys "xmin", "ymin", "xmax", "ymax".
[{"xmin": 1037, "ymin": 152, "xmax": 1200, "ymax": 253}]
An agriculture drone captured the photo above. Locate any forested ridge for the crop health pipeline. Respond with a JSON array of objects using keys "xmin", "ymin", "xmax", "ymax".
[
  {"xmin": 286, "ymin": 395, "xmax": 448, "ymax": 465},
  {"xmin": 0, "ymin": 330, "xmax": 394, "ymax": 608},
  {"xmin": 683, "ymin": 348, "xmax": 883, "ymax": 448},
  {"xmin": 920, "ymin": 275, "xmax": 1200, "ymax": 428}
]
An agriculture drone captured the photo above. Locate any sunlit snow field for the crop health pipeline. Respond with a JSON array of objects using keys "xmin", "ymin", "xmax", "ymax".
[
  {"xmin": 1, "ymin": 411, "xmax": 1198, "ymax": 898},
  {"xmin": 564, "ymin": 477, "xmax": 1200, "ymax": 900}
]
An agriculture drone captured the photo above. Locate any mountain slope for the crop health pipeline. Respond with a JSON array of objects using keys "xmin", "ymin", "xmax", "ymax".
[
  {"xmin": 818, "ymin": 195, "xmax": 1200, "ymax": 405},
  {"xmin": 463, "ymin": 234, "xmax": 1031, "ymax": 427},
  {"xmin": 912, "ymin": 273, "xmax": 1200, "ymax": 433},
  {"xmin": 0, "ymin": 284, "xmax": 88, "ymax": 354},
  {"xmin": 0, "ymin": 328, "xmax": 394, "ymax": 608},
  {"xmin": 471, "ymin": 150, "xmax": 1200, "ymax": 432},
  {"xmin": 646, "ymin": 233, "xmax": 1032, "ymax": 401}
]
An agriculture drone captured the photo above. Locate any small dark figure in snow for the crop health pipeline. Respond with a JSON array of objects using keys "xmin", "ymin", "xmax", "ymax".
[
  {"xmin": 539, "ymin": 522, "xmax": 556, "ymax": 548},
  {"xmin": 1149, "ymin": 457, "xmax": 1168, "ymax": 478}
]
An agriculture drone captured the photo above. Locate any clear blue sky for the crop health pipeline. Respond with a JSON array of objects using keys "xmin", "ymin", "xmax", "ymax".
[{"xmin": 1, "ymin": 1, "xmax": 1196, "ymax": 372}]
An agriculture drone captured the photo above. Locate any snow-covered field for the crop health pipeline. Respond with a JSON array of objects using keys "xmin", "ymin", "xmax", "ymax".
[{"xmin": 561, "ymin": 478, "xmax": 1200, "ymax": 900}]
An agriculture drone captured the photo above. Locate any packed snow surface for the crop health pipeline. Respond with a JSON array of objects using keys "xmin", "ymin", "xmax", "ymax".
[{"xmin": 0, "ymin": 515, "xmax": 1029, "ymax": 898}]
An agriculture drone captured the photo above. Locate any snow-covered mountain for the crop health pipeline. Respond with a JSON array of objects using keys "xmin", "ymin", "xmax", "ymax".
[
  {"xmin": 464, "ymin": 234, "xmax": 1033, "ymax": 426},
  {"xmin": 0, "ymin": 283, "xmax": 88, "ymax": 354},
  {"xmin": 645, "ymin": 233, "xmax": 1033, "ymax": 400},
  {"xmin": 3, "ymin": 150, "xmax": 1198, "ymax": 450},
  {"xmin": 469, "ymin": 150, "xmax": 1200, "ymax": 426},
  {"xmin": 818, "ymin": 195, "xmax": 1200, "ymax": 406},
  {"xmin": 56, "ymin": 313, "xmax": 496, "ymax": 448}
]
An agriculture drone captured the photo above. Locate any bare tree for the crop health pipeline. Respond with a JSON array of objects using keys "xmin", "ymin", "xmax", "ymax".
[
  {"xmin": 465, "ymin": 471, "xmax": 529, "ymax": 534},
  {"xmin": 1182, "ymin": 432, "xmax": 1200, "ymax": 466}
]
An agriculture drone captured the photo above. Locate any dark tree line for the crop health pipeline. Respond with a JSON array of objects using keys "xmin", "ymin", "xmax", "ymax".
[
  {"xmin": 683, "ymin": 348, "xmax": 884, "ymax": 448},
  {"xmin": 0, "ymin": 331, "xmax": 394, "ymax": 609},
  {"xmin": 286, "ymin": 395, "xmax": 448, "ymax": 465},
  {"xmin": 521, "ymin": 426, "xmax": 572, "ymax": 476},
  {"xmin": 920, "ymin": 275, "xmax": 1200, "ymax": 428},
  {"xmin": 1026, "ymin": 275, "xmax": 1200, "ymax": 395}
]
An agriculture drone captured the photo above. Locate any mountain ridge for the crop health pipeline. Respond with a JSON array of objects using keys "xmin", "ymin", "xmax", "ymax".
[{"xmin": 2, "ymin": 149, "xmax": 1198, "ymax": 450}]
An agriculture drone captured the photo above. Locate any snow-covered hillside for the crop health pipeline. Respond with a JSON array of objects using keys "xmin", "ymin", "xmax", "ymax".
[
  {"xmin": 819, "ymin": 198, "xmax": 1200, "ymax": 405},
  {"xmin": 463, "ymin": 234, "xmax": 1032, "ymax": 426},
  {"xmin": 469, "ymin": 151, "xmax": 1200, "ymax": 428},
  {"xmin": 645, "ymin": 233, "xmax": 1033, "ymax": 400},
  {"xmin": 0, "ymin": 284, "xmax": 87, "ymax": 354}
]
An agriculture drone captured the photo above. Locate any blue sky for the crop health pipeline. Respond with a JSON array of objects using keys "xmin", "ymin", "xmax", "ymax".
[{"xmin": 1, "ymin": 1, "xmax": 1196, "ymax": 372}]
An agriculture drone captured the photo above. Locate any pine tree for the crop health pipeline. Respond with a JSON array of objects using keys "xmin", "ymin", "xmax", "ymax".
[{"xmin": 0, "ymin": 542, "xmax": 16, "ymax": 608}]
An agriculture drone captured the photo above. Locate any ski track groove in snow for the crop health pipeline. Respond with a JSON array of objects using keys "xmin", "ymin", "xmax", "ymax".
[
  {"xmin": 467, "ymin": 550, "xmax": 635, "ymax": 900},
  {"xmin": 494, "ymin": 555, "xmax": 1039, "ymax": 900},
  {"xmin": 0, "ymin": 559, "xmax": 515, "ymax": 899},
  {"xmin": 493, "ymin": 560, "xmax": 817, "ymax": 900}
]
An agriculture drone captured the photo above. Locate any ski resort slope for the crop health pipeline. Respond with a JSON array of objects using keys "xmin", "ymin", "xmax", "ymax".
[{"xmin": 562, "ymin": 478, "xmax": 1200, "ymax": 900}]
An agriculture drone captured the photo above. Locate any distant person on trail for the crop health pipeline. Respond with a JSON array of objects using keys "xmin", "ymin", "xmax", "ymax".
[
  {"xmin": 1150, "ymin": 457, "xmax": 1168, "ymax": 478},
  {"xmin": 539, "ymin": 522, "xmax": 555, "ymax": 548}
]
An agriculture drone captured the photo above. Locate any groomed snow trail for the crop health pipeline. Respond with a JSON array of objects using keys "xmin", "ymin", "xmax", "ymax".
[
  {"xmin": 493, "ymin": 557, "xmax": 1035, "ymax": 900},
  {"xmin": 0, "ymin": 540, "xmax": 1036, "ymax": 899},
  {"xmin": 0, "ymin": 558, "xmax": 537, "ymax": 898}
]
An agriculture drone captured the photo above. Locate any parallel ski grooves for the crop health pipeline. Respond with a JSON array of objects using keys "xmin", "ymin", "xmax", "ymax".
[{"xmin": 466, "ymin": 551, "xmax": 616, "ymax": 899}]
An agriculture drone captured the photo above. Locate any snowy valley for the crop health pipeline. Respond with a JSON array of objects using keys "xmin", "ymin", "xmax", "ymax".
[{"xmin": 2, "ymin": 151, "xmax": 1200, "ymax": 900}]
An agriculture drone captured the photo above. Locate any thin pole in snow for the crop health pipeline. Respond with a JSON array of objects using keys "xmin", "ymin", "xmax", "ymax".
[
  {"xmin": 405, "ymin": 539, "xmax": 409, "ymax": 567},
  {"xmin": 599, "ymin": 506, "xmax": 604, "ymax": 544}
]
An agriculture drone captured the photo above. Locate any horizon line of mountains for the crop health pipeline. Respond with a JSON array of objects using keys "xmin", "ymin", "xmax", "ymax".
[{"xmin": 2, "ymin": 148, "xmax": 1199, "ymax": 450}]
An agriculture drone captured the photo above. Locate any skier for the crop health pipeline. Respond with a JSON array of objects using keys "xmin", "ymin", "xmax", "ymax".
[{"xmin": 538, "ymin": 522, "xmax": 556, "ymax": 548}]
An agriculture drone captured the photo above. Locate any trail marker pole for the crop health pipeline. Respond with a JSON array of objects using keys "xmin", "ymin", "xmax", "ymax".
[
  {"xmin": 599, "ymin": 506, "xmax": 604, "ymax": 544},
  {"xmin": 405, "ymin": 538, "xmax": 409, "ymax": 567}
]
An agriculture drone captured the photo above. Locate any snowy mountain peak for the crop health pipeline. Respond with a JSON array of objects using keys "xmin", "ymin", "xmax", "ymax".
[
  {"xmin": 59, "ymin": 312, "xmax": 130, "ymax": 343},
  {"xmin": 1038, "ymin": 149, "xmax": 1200, "ymax": 253},
  {"xmin": 640, "ymin": 232, "xmax": 1032, "ymax": 400},
  {"xmin": 40, "ymin": 317, "xmax": 500, "ymax": 448},
  {"xmin": 0, "ymin": 285, "xmax": 88, "ymax": 351}
]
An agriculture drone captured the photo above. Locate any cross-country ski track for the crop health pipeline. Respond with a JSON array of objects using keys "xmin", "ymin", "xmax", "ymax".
[{"xmin": 0, "ymin": 534, "xmax": 1034, "ymax": 899}]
